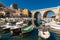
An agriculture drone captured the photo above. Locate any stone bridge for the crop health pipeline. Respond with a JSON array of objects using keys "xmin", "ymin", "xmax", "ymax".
[{"xmin": 31, "ymin": 6, "xmax": 60, "ymax": 27}]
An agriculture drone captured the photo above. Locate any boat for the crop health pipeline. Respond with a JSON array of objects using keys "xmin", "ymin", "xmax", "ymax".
[
  {"xmin": 22, "ymin": 25, "xmax": 34, "ymax": 33},
  {"xmin": 38, "ymin": 30, "xmax": 50, "ymax": 39},
  {"xmin": 38, "ymin": 26, "xmax": 50, "ymax": 39},
  {"xmin": 2, "ymin": 20, "xmax": 34, "ymax": 34},
  {"xmin": 16, "ymin": 21, "xmax": 34, "ymax": 34},
  {"xmin": 45, "ymin": 19, "xmax": 60, "ymax": 34}
]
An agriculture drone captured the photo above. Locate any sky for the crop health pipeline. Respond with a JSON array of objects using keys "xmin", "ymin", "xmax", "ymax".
[{"xmin": 0, "ymin": 0, "xmax": 60, "ymax": 10}]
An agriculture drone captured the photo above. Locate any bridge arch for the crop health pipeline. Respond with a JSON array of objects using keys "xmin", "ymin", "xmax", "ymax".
[
  {"xmin": 34, "ymin": 12, "xmax": 42, "ymax": 27},
  {"xmin": 43, "ymin": 10, "xmax": 55, "ymax": 18}
]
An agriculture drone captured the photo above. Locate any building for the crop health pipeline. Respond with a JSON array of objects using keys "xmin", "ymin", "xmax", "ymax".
[{"xmin": 0, "ymin": 3, "xmax": 29, "ymax": 18}]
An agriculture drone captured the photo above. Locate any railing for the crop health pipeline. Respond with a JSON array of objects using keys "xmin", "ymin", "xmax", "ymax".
[{"xmin": 42, "ymin": 18, "xmax": 55, "ymax": 22}]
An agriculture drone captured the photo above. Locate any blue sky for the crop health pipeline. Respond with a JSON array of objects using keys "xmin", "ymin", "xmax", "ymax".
[{"xmin": 0, "ymin": 0, "xmax": 60, "ymax": 10}]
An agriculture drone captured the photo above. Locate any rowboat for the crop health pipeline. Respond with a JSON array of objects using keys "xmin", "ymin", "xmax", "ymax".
[{"xmin": 38, "ymin": 29, "xmax": 50, "ymax": 39}]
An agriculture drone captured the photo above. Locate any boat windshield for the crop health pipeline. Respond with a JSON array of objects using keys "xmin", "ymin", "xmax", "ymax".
[{"xmin": 8, "ymin": 22, "xmax": 16, "ymax": 26}]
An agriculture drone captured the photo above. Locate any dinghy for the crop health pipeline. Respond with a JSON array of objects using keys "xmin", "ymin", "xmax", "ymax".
[{"xmin": 38, "ymin": 29, "xmax": 50, "ymax": 39}]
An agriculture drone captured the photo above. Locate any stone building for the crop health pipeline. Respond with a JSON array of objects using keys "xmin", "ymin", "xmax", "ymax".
[{"xmin": 0, "ymin": 3, "xmax": 29, "ymax": 18}]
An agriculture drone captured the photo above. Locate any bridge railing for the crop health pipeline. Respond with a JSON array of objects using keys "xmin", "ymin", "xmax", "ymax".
[{"xmin": 42, "ymin": 18, "xmax": 55, "ymax": 22}]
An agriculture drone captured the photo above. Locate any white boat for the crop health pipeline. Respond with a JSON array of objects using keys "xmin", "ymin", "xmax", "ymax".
[
  {"xmin": 45, "ymin": 20, "xmax": 60, "ymax": 34},
  {"xmin": 2, "ymin": 21, "xmax": 34, "ymax": 34},
  {"xmin": 38, "ymin": 29, "xmax": 50, "ymax": 39}
]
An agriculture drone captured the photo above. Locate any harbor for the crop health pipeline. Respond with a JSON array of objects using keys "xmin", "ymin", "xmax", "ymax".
[
  {"xmin": 1, "ymin": 1, "xmax": 60, "ymax": 40},
  {"xmin": 1, "ymin": 18, "xmax": 60, "ymax": 40}
]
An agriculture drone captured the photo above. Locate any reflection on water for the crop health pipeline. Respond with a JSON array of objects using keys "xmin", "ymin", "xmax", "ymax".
[
  {"xmin": 2, "ymin": 33, "xmax": 11, "ymax": 40},
  {"xmin": 50, "ymin": 32, "xmax": 60, "ymax": 40},
  {"xmin": 1, "ymin": 28, "xmax": 38, "ymax": 40},
  {"xmin": 1, "ymin": 28, "xmax": 60, "ymax": 40},
  {"xmin": 49, "ymin": 32, "xmax": 56, "ymax": 40},
  {"xmin": 22, "ymin": 28, "xmax": 38, "ymax": 40}
]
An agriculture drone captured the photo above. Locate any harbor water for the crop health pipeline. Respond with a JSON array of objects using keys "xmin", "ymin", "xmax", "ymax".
[
  {"xmin": 1, "ymin": 28, "xmax": 60, "ymax": 40},
  {"xmin": 1, "ymin": 20, "xmax": 60, "ymax": 40},
  {"xmin": 1, "ymin": 28, "xmax": 38, "ymax": 40}
]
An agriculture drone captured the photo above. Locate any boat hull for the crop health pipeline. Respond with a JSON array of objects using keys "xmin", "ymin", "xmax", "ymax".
[
  {"xmin": 50, "ymin": 27, "xmax": 60, "ymax": 34},
  {"xmin": 45, "ymin": 22, "xmax": 60, "ymax": 34},
  {"xmin": 38, "ymin": 30, "xmax": 50, "ymax": 39},
  {"xmin": 21, "ymin": 25, "xmax": 34, "ymax": 34}
]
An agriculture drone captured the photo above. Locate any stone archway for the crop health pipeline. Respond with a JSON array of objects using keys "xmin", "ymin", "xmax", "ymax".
[
  {"xmin": 43, "ymin": 10, "xmax": 55, "ymax": 18},
  {"xmin": 34, "ymin": 12, "xmax": 42, "ymax": 27}
]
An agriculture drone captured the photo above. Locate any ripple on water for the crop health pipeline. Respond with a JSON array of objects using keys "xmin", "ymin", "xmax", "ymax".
[{"xmin": 1, "ymin": 28, "xmax": 38, "ymax": 40}]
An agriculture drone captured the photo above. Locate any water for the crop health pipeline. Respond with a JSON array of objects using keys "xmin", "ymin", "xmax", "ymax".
[
  {"xmin": 49, "ymin": 32, "xmax": 60, "ymax": 40},
  {"xmin": 1, "ymin": 28, "xmax": 38, "ymax": 40},
  {"xmin": 22, "ymin": 28, "xmax": 38, "ymax": 40},
  {"xmin": 1, "ymin": 28, "xmax": 60, "ymax": 40},
  {"xmin": 1, "ymin": 20, "xmax": 60, "ymax": 40},
  {"xmin": 37, "ymin": 20, "xmax": 60, "ymax": 40}
]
